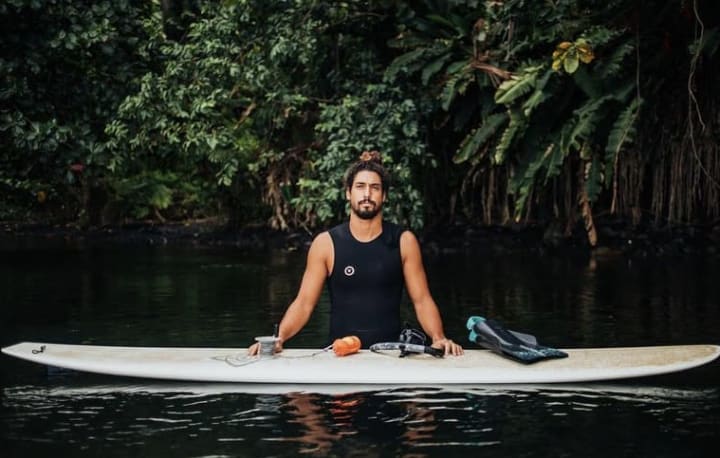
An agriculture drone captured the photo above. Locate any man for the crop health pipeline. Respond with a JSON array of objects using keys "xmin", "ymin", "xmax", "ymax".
[{"xmin": 248, "ymin": 151, "xmax": 463, "ymax": 356}]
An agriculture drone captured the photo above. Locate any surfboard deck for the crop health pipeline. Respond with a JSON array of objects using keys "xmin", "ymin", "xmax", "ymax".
[{"xmin": 2, "ymin": 342, "xmax": 719, "ymax": 384}]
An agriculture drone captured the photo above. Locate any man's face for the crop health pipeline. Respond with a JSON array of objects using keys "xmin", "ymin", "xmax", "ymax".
[{"xmin": 347, "ymin": 170, "xmax": 385, "ymax": 220}]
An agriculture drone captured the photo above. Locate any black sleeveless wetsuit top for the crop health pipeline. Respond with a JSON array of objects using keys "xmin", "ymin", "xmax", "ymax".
[{"xmin": 327, "ymin": 222, "xmax": 404, "ymax": 347}]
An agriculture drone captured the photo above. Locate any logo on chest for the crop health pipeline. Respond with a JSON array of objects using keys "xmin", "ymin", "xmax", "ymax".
[{"xmin": 343, "ymin": 265, "xmax": 356, "ymax": 276}]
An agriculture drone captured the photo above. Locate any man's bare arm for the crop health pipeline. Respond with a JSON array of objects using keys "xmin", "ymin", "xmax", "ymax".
[
  {"xmin": 400, "ymin": 231, "xmax": 463, "ymax": 356},
  {"xmin": 248, "ymin": 232, "xmax": 332, "ymax": 355}
]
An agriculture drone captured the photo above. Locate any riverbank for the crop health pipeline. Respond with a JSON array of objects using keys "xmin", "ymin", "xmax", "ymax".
[{"xmin": 3, "ymin": 218, "xmax": 719, "ymax": 258}]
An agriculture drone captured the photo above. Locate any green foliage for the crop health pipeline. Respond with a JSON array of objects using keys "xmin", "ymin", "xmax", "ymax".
[
  {"xmin": 104, "ymin": 1, "xmax": 419, "ymax": 228},
  {"xmin": 495, "ymin": 66, "xmax": 542, "ymax": 105},
  {"xmin": 552, "ymin": 38, "xmax": 595, "ymax": 74},
  {"xmin": 453, "ymin": 112, "xmax": 508, "ymax": 164},
  {"xmin": 1, "ymin": 0, "xmax": 715, "ymax": 231},
  {"xmin": 604, "ymin": 96, "xmax": 642, "ymax": 187},
  {"xmin": 388, "ymin": 0, "xmax": 644, "ymax": 223},
  {"xmin": 104, "ymin": 4, "xmax": 256, "ymax": 187},
  {"xmin": 0, "ymin": 0, "xmax": 154, "ymax": 220},
  {"xmin": 494, "ymin": 108, "xmax": 526, "ymax": 166},
  {"xmin": 129, "ymin": 4, "xmax": 300, "ymax": 217},
  {"xmin": 300, "ymin": 84, "xmax": 432, "ymax": 229},
  {"xmin": 109, "ymin": 170, "xmax": 207, "ymax": 220}
]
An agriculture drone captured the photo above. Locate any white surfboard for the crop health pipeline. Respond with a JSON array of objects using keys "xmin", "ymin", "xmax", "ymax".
[{"xmin": 2, "ymin": 342, "xmax": 719, "ymax": 384}]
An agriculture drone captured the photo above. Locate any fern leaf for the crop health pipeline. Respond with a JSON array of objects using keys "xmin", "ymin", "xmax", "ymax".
[
  {"xmin": 493, "ymin": 109, "xmax": 525, "ymax": 164},
  {"xmin": 581, "ymin": 25, "xmax": 623, "ymax": 48},
  {"xmin": 426, "ymin": 14, "xmax": 466, "ymax": 37},
  {"xmin": 385, "ymin": 48, "xmax": 427, "ymax": 81},
  {"xmin": 440, "ymin": 69, "xmax": 471, "ymax": 111},
  {"xmin": 604, "ymin": 97, "xmax": 641, "ymax": 185},
  {"xmin": 494, "ymin": 69, "xmax": 538, "ymax": 105},
  {"xmin": 453, "ymin": 112, "xmax": 508, "ymax": 164},
  {"xmin": 522, "ymin": 67, "xmax": 553, "ymax": 117},
  {"xmin": 543, "ymin": 142, "xmax": 565, "ymax": 184},
  {"xmin": 610, "ymin": 81, "xmax": 635, "ymax": 103},
  {"xmin": 599, "ymin": 39, "xmax": 635, "ymax": 80},
  {"xmin": 387, "ymin": 35, "xmax": 431, "ymax": 50},
  {"xmin": 561, "ymin": 95, "xmax": 612, "ymax": 153},
  {"xmin": 446, "ymin": 60, "xmax": 467, "ymax": 75},
  {"xmin": 510, "ymin": 143, "xmax": 555, "ymax": 218},
  {"xmin": 422, "ymin": 53, "xmax": 452, "ymax": 85},
  {"xmin": 425, "ymin": 14, "xmax": 457, "ymax": 30}
]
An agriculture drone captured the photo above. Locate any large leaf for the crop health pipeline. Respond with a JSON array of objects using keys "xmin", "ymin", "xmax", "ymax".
[
  {"xmin": 510, "ymin": 143, "xmax": 556, "ymax": 219},
  {"xmin": 422, "ymin": 53, "xmax": 452, "ymax": 85},
  {"xmin": 494, "ymin": 68, "xmax": 539, "ymax": 105},
  {"xmin": 453, "ymin": 112, "xmax": 508, "ymax": 164},
  {"xmin": 561, "ymin": 95, "xmax": 612, "ymax": 153},
  {"xmin": 585, "ymin": 148, "xmax": 603, "ymax": 203},
  {"xmin": 522, "ymin": 67, "xmax": 553, "ymax": 117},
  {"xmin": 385, "ymin": 48, "xmax": 428, "ymax": 80},
  {"xmin": 604, "ymin": 97, "xmax": 641, "ymax": 186},
  {"xmin": 440, "ymin": 70, "xmax": 471, "ymax": 111},
  {"xmin": 493, "ymin": 109, "xmax": 525, "ymax": 165},
  {"xmin": 599, "ymin": 39, "xmax": 635, "ymax": 80},
  {"xmin": 563, "ymin": 51, "xmax": 579, "ymax": 74},
  {"xmin": 543, "ymin": 141, "xmax": 566, "ymax": 184},
  {"xmin": 426, "ymin": 13, "xmax": 466, "ymax": 37}
]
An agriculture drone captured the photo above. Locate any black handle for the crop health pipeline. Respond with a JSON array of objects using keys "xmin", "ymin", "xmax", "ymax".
[{"xmin": 424, "ymin": 346, "xmax": 444, "ymax": 358}]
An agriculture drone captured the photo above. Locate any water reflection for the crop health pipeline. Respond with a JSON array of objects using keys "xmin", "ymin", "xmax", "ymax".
[
  {"xmin": 3, "ymin": 382, "xmax": 719, "ymax": 457},
  {"xmin": 2, "ymin": 245, "xmax": 720, "ymax": 457}
]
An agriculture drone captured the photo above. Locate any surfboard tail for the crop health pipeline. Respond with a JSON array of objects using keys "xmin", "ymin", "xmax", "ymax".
[{"xmin": 466, "ymin": 316, "xmax": 568, "ymax": 364}]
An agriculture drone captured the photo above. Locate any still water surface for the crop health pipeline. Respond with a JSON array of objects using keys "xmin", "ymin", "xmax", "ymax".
[{"xmin": 1, "ymin": 240, "xmax": 719, "ymax": 457}]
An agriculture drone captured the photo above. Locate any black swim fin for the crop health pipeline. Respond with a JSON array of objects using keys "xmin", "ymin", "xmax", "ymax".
[{"xmin": 466, "ymin": 316, "xmax": 568, "ymax": 364}]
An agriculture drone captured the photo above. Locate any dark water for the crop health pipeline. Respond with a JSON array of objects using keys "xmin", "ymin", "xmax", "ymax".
[{"xmin": 1, "ymin": 239, "xmax": 719, "ymax": 457}]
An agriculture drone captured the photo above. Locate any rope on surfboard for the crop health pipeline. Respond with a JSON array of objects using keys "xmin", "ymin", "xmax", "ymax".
[
  {"xmin": 213, "ymin": 346, "xmax": 335, "ymax": 367},
  {"xmin": 32, "ymin": 345, "xmax": 46, "ymax": 354}
]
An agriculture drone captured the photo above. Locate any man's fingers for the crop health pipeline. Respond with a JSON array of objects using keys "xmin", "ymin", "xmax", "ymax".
[{"xmin": 436, "ymin": 339, "xmax": 464, "ymax": 356}]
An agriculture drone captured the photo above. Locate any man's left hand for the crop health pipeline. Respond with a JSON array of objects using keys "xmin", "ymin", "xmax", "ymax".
[{"xmin": 432, "ymin": 338, "xmax": 464, "ymax": 356}]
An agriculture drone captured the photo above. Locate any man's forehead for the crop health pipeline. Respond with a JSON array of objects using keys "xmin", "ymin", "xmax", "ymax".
[{"xmin": 353, "ymin": 170, "xmax": 382, "ymax": 184}]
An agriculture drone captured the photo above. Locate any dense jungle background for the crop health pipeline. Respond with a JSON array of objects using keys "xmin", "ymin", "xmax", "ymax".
[{"xmin": 2, "ymin": 0, "xmax": 719, "ymax": 247}]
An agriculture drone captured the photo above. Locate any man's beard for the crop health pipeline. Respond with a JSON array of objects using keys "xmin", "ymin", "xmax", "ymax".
[{"xmin": 352, "ymin": 199, "xmax": 382, "ymax": 219}]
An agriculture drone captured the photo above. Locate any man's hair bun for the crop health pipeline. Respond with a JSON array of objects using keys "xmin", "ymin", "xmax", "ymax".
[{"xmin": 359, "ymin": 150, "xmax": 382, "ymax": 164}]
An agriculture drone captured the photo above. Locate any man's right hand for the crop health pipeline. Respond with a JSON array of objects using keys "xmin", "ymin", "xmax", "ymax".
[{"xmin": 247, "ymin": 339, "xmax": 283, "ymax": 356}]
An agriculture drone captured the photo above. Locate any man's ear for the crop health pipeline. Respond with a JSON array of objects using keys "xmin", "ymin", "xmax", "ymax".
[{"xmin": 346, "ymin": 188, "xmax": 351, "ymax": 201}]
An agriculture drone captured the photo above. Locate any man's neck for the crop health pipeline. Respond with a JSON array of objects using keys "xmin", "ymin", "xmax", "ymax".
[{"xmin": 348, "ymin": 214, "xmax": 383, "ymax": 242}]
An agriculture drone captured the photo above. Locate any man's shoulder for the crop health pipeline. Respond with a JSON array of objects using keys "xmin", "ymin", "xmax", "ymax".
[
  {"xmin": 380, "ymin": 221, "xmax": 410, "ymax": 247},
  {"xmin": 326, "ymin": 222, "xmax": 350, "ymax": 241},
  {"xmin": 313, "ymin": 230, "xmax": 332, "ymax": 244},
  {"xmin": 383, "ymin": 221, "xmax": 413, "ymax": 235},
  {"xmin": 398, "ymin": 228, "xmax": 418, "ymax": 244},
  {"xmin": 308, "ymin": 231, "xmax": 333, "ymax": 260}
]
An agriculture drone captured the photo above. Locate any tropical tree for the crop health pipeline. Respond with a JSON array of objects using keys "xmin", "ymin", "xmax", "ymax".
[{"xmin": 385, "ymin": 0, "xmax": 719, "ymax": 243}]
